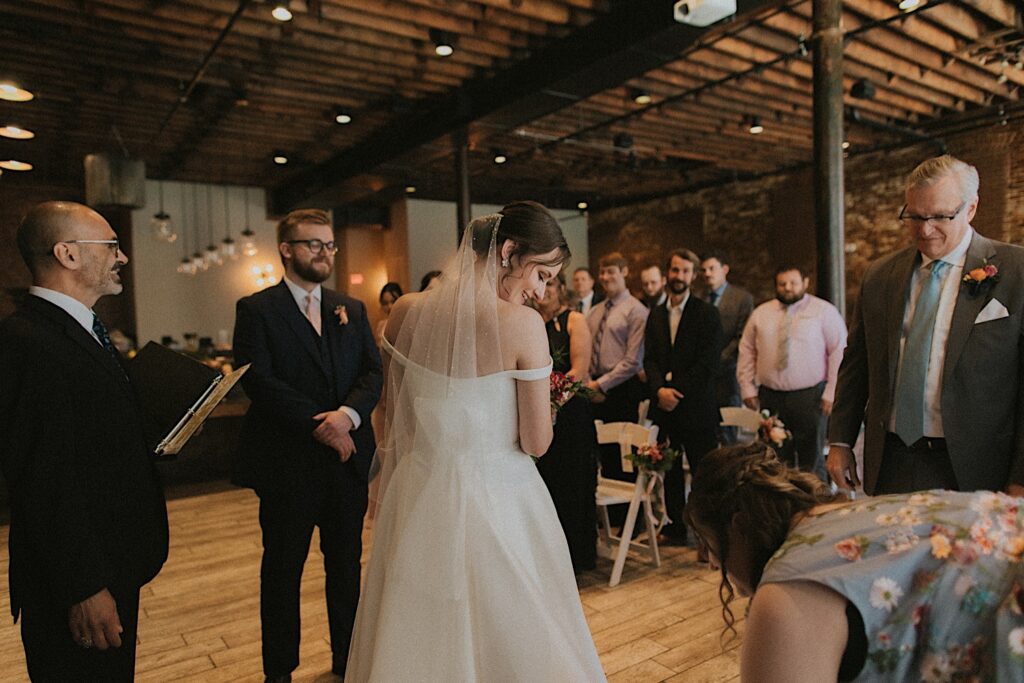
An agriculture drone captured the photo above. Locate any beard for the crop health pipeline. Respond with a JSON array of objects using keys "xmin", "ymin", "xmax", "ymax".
[
  {"xmin": 667, "ymin": 279, "xmax": 688, "ymax": 295},
  {"xmin": 776, "ymin": 291, "xmax": 804, "ymax": 306},
  {"xmin": 293, "ymin": 257, "xmax": 333, "ymax": 284}
]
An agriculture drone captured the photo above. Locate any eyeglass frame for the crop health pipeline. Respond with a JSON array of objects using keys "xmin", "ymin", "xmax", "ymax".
[
  {"xmin": 58, "ymin": 239, "xmax": 121, "ymax": 253},
  {"xmin": 898, "ymin": 201, "xmax": 967, "ymax": 226},
  {"xmin": 285, "ymin": 239, "xmax": 338, "ymax": 255}
]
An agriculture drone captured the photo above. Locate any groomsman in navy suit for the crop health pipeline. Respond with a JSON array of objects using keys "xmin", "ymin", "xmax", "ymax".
[{"xmin": 233, "ymin": 209, "xmax": 382, "ymax": 682}]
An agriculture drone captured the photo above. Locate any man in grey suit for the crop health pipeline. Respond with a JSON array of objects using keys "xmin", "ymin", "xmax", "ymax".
[
  {"xmin": 828, "ymin": 155, "xmax": 1024, "ymax": 496},
  {"xmin": 700, "ymin": 251, "xmax": 753, "ymax": 444}
]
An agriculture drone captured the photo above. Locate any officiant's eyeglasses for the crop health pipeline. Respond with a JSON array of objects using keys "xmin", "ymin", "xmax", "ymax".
[
  {"xmin": 898, "ymin": 202, "xmax": 966, "ymax": 227},
  {"xmin": 60, "ymin": 239, "xmax": 121, "ymax": 254},
  {"xmin": 286, "ymin": 239, "xmax": 338, "ymax": 255}
]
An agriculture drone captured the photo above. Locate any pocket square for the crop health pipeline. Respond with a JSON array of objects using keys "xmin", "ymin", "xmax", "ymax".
[{"xmin": 974, "ymin": 298, "xmax": 1009, "ymax": 324}]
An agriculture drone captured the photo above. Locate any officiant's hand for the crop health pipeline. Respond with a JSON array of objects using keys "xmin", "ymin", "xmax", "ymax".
[
  {"xmin": 657, "ymin": 387, "xmax": 683, "ymax": 412},
  {"xmin": 313, "ymin": 410, "xmax": 356, "ymax": 462},
  {"xmin": 69, "ymin": 588, "xmax": 122, "ymax": 651}
]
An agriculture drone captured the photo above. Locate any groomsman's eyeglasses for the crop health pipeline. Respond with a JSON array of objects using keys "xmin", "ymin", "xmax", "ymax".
[
  {"xmin": 60, "ymin": 239, "xmax": 121, "ymax": 254},
  {"xmin": 898, "ymin": 202, "xmax": 966, "ymax": 227},
  {"xmin": 286, "ymin": 239, "xmax": 338, "ymax": 255}
]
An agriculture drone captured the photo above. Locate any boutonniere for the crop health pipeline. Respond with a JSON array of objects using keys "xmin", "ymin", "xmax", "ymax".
[
  {"xmin": 962, "ymin": 261, "xmax": 999, "ymax": 295},
  {"xmin": 334, "ymin": 305, "xmax": 349, "ymax": 325}
]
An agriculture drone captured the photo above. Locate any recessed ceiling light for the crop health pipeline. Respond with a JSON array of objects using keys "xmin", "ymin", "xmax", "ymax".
[
  {"xmin": 0, "ymin": 159, "xmax": 33, "ymax": 171},
  {"xmin": 405, "ymin": 186, "xmax": 416, "ymax": 193},
  {"xmin": 630, "ymin": 88, "xmax": 652, "ymax": 105},
  {"xmin": 577, "ymin": 201, "xmax": 589, "ymax": 210},
  {"xmin": 272, "ymin": 1, "xmax": 293, "ymax": 21},
  {"xmin": 335, "ymin": 112, "xmax": 352, "ymax": 124},
  {"xmin": 0, "ymin": 125, "xmax": 34, "ymax": 139},
  {"xmin": 897, "ymin": 0, "xmax": 920, "ymax": 11},
  {"xmin": 429, "ymin": 28, "xmax": 457, "ymax": 57},
  {"xmin": 273, "ymin": 152, "xmax": 288, "ymax": 165},
  {"xmin": 842, "ymin": 140, "xmax": 850, "ymax": 149},
  {"xmin": 493, "ymin": 151, "xmax": 507, "ymax": 164},
  {"xmin": 0, "ymin": 82, "xmax": 34, "ymax": 102}
]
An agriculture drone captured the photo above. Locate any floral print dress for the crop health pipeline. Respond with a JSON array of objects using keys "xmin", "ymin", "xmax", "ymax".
[{"xmin": 761, "ymin": 490, "xmax": 1024, "ymax": 681}]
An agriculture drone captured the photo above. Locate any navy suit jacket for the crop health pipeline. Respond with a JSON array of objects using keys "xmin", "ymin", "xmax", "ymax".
[{"xmin": 232, "ymin": 281, "xmax": 383, "ymax": 494}]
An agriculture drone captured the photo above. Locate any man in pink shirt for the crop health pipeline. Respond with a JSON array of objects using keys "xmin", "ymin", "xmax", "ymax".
[{"xmin": 737, "ymin": 265, "xmax": 847, "ymax": 479}]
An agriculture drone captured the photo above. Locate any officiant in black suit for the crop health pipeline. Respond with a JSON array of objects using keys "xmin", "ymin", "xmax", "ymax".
[
  {"xmin": 644, "ymin": 249, "xmax": 722, "ymax": 544},
  {"xmin": 232, "ymin": 208, "xmax": 382, "ymax": 683},
  {"xmin": 0, "ymin": 201, "xmax": 168, "ymax": 681}
]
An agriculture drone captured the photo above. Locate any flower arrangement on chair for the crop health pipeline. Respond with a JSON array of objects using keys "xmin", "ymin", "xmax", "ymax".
[{"xmin": 625, "ymin": 442, "xmax": 681, "ymax": 474}]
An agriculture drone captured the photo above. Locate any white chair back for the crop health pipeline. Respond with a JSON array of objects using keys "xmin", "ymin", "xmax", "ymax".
[
  {"xmin": 719, "ymin": 406, "xmax": 763, "ymax": 435},
  {"xmin": 594, "ymin": 420, "xmax": 659, "ymax": 473}
]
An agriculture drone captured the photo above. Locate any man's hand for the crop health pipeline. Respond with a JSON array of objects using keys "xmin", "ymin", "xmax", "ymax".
[
  {"xmin": 657, "ymin": 387, "xmax": 683, "ymax": 412},
  {"xmin": 313, "ymin": 410, "xmax": 357, "ymax": 462},
  {"xmin": 586, "ymin": 381, "xmax": 606, "ymax": 404},
  {"xmin": 826, "ymin": 444, "xmax": 860, "ymax": 492},
  {"xmin": 743, "ymin": 396, "xmax": 760, "ymax": 411},
  {"xmin": 820, "ymin": 399, "xmax": 833, "ymax": 417},
  {"xmin": 1006, "ymin": 483, "xmax": 1024, "ymax": 499},
  {"xmin": 68, "ymin": 588, "xmax": 122, "ymax": 651}
]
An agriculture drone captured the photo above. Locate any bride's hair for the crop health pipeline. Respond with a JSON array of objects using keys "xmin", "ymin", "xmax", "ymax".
[
  {"xmin": 684, "ymin": 442, "xmax": 842, "ymax": 637},
  {"xmin": 470, "ymin": 200, "xmax": 570, "ymax": 267}
]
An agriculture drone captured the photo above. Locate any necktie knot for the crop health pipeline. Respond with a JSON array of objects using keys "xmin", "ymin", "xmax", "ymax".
[{"xmin": 708, "ymin": 290, "xmax": 718, "ymax": 306}]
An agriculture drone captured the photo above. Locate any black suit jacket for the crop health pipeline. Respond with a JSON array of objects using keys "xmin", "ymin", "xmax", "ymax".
[
  {"xmin": 644, "ymin": 295, "xmax": 723, "ymax": 432},
  {"xmin": 232, "ymin": 281, "xmax": 383, "ymax": 494},
  {"xmin": 0, "ymin": 296, "xmax": 168, "ymax": 619}
]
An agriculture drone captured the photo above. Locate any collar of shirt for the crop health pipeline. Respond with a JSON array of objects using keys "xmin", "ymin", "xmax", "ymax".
[
  {"xmin": 608, "ymin": 289, "xmax": 633, "ymax": 306},
  {"xmin": 667, "ymin": 290, "xmax": 690, "ymax": 314},
  {"xmin": 283, "ymin": 276, "xmax": 322, "ymax": 311},
  {"xmin": 775, "ymin": 293, "xmax": 810, "ymax": 315},
  {"xmin": 920, "ymin": 226, "xmax": 973, "ymax": 270},
  {"xmin": 711, "ymin": 282, "xmax": 728, "ymax": 299},
  {"xmin": 29, "ymin": 286, "xmax": 97, "ymax": 339}
]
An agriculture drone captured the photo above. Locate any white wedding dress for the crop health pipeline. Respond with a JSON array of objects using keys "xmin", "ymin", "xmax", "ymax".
[{"xmin": 344, "ymin": 336, "xmax": 606, "ymax": 682}]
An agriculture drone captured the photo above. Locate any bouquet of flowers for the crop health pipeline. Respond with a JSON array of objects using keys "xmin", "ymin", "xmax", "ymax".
[
  {"xmin": 758, "ymin": 410, "xmax": 792, "ymax": 448},
  {"xmin": 625, "ymin": 442, "xmax": 682, "ymax": 474},
  {"xmin": 550, "ymin": 371, "xmax": 589, "ymax": 414}
]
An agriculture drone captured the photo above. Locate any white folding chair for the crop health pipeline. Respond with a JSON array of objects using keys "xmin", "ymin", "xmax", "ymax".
[
  {"xmin": 594, "ymin": 420, "xmax": 663, "ymax": 587},
  {"xmin": 719, "ymin": 406, "xmax": 763, "ymax": 442},
  {"xmin": 637, "ymin": 398, "xmax": 652, "ymax": 427}
]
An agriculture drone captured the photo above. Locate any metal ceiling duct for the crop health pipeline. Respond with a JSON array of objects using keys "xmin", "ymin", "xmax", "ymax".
[{"xmin": 84, "ymin": 153, "xmax": 146, "ymax": 208}]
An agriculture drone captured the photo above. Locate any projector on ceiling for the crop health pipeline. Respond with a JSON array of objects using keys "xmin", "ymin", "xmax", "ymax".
[{"xmin": 673, "ymin": 0, "xmax": 737, "ymax": 27}]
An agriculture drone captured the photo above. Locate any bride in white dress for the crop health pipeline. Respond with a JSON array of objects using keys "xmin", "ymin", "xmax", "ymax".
[{"xmin": 345, "ymin": 202, "xmax": 606, "ymax": 682}]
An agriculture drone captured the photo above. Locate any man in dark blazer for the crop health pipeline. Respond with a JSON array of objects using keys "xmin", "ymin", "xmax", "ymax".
[
  {"xmin": 0, "ymin": 201, "xmax": 168, "ymax": 681},
  {"xmin": 828, "ymin": 155, "xmax": 1024, "ymax": 497},
  {"xmin": 233, "ymin": 208, "xmax": 382, "ymax": 682},
  {"xmin": 644, "ymin": 249, "xmax": 723, "ymax": 544},
  {"xmin": 700, "ymin": 250, "xmax": 754, "ymax": 444}
]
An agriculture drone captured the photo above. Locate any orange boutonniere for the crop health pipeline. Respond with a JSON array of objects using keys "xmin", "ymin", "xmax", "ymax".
[
  {"xmin": 335, "ymin": 305, "xmax": 349, "ymax": 325},
  {"xmin": 962, "ymin": 261, "xmax": 999, "ymax": 295}
]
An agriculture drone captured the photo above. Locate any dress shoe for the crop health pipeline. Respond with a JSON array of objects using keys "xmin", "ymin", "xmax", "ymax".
[{"xmin": 264, "ymin": 675, "xmax": 291, "ymax": 683}]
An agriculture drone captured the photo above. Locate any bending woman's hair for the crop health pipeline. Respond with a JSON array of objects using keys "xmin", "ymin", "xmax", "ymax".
[
  {"xmin": 684, "ymin": 442, "xmax": 843, "ymax": 634},
  {"xmin": 469, "ymin": 200, "xmax": 570, "ymax": 267}
]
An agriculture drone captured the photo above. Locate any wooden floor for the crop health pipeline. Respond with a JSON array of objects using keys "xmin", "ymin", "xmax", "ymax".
[{"xmin": 0, "ymin": 486, "xmax": 744, "ymax": 682}]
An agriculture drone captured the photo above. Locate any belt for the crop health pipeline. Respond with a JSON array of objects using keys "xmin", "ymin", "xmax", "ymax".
[{"xmin": 888, "ymin": 433, "xmax": 947, "ymax": 451}]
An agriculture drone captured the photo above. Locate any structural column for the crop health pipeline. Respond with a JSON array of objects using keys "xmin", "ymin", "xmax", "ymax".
[
  {"xmin": 453, "ymin": 127, "xmax": 471, "ymax": 243},
  {"xmin": 812, "ymin": 0, "xmax": 845, "ymax": 313}
]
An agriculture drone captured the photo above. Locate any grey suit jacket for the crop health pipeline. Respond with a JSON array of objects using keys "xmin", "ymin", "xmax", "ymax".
[
  {"xmin": 829, "ymin": 231, "xmax": 1024, "ymax": 494},
  {"xmin": 710, "ymin": 283, "xmax": 754, "ymax": 371}
]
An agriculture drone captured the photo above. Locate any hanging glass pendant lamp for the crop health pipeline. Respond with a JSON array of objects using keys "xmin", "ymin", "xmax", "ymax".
[
  {"xmin": 151, "ymin": 180, "xmax": 178, "ymax": 242},
  {"xmin": 191, "ymin": 184, "xmax": 207, "ymax": 272},
  {"xmin": 220, "ymin": 185, "xmax": 238, "ymax": 260},
  {"xmin": 204, "ymin": 185, "xmax": 223, "ymax": 267},
  {"xmin": 240, "ymin": 186, "xmax": 258, "ymax": 257}
]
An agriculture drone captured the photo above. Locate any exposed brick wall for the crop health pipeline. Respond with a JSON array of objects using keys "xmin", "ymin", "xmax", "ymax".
[{"xmin": 588, "ymin": 118, "xmax": 1024, "ymax": 316}]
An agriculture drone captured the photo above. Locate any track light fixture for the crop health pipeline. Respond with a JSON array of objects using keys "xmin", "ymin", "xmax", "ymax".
[
  {"xmin": 747, "ymin": 116, "xmax": 764, "ymax": 135},
  {"xmin": 629, "ymin": 88, "xmax": 652, "ymax": 105},
  {"xmin": 897, "ymin": 0, "xmax": 920, "ymax": 11},
  {"xmin": 272, "ymin": 1, "xmax": 293, "ymax": 22},
  {"xmin": 272, "ymin": 151, "xmax": 289, "ymax": 165},
  {"xmin": 492, "ymin": 150, "xmax": 507, "ymax": 165},
  {"xmin": 0, "ymin": 81, "xmax": 34, "ymax": 102},
  {"xmin": 334, "ymin": 108, "xmax": 352, "ymax": 124},
  {"xmin": 0, "ymin": 124, "xmax": 34, "ymax": 139},
  {"xmin": 429, "ymin": 28, "xmax": 457, "ymax": 57}
]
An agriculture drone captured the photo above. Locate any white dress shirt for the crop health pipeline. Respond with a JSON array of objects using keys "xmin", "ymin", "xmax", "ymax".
[
  {"xmin": 29, "ymin": 286, "xmax": 102, "ymax": 345},
  {"xmin": 283, "ymin": 276, "xmax": 361, "ymax": 430},
  {"xmin": 667, "ymin": 291, "xmax": 690, "ymax": 345},
  {"xmin": 579, "ymin": 291, "xmax": 595, "ymax": 316},
  {"xmin": 889, "ymin": 227, "xmax": 974, "ymax": 438}
]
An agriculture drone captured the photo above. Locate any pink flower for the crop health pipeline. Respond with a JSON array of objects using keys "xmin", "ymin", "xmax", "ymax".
[
  {"xmin": 335, "ymin": 305, "xmax": 349, "ymax": 325},
  {"xmin": 835, "ymin": 537, "xmax": 863, "ymax": 561},
  {"xmin": 952, "ymin": 541, "xmax": 978, "ymax": 565}
]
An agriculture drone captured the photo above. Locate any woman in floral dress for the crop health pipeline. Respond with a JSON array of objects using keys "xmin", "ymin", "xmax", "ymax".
[{"xmin": 685, "ymin": 441, "xmax": 1024, "ymax": 682}]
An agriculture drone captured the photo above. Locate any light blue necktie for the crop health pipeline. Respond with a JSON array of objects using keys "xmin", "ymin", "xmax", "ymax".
[{"xmin": 894, "ymin": 260, "xmax": 949, "ymax": 445}]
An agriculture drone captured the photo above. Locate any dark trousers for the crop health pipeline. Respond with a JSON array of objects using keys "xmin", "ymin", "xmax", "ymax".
[
  {"xmin": 716, "ymin": 365, "xmax": 742, "ymax": 445},
  {"xmin": 258, "ymin": 463, "xmax": 368, "ymax": 677},
  {"xmin": 592, "ymin": 376, "xmax": 644, "ymax": 482},
  {"xmin": 759, "ymin": 382, "xmax": 827, "ymax": 480},
  {"xmin": 875, "ymin": 433, "xmax": 959, "ymax": 494},
  {"xmin": 20, "ymin": 586, "xmax": 140, "ymax": 682},
  {"xmin": 662, "ymin": 425, "xmax": 719, "ymax": 541}
]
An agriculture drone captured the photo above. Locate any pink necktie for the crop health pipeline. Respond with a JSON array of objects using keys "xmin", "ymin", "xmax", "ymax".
[{"xmin": 304, "ymin": 293, "xmax": 322, "ymax": 336}]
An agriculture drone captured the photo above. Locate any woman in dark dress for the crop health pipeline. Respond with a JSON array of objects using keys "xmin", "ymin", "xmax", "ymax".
[{"xmin": 536, "ymin": 274, "xmax": 598, "ymax": 572}]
